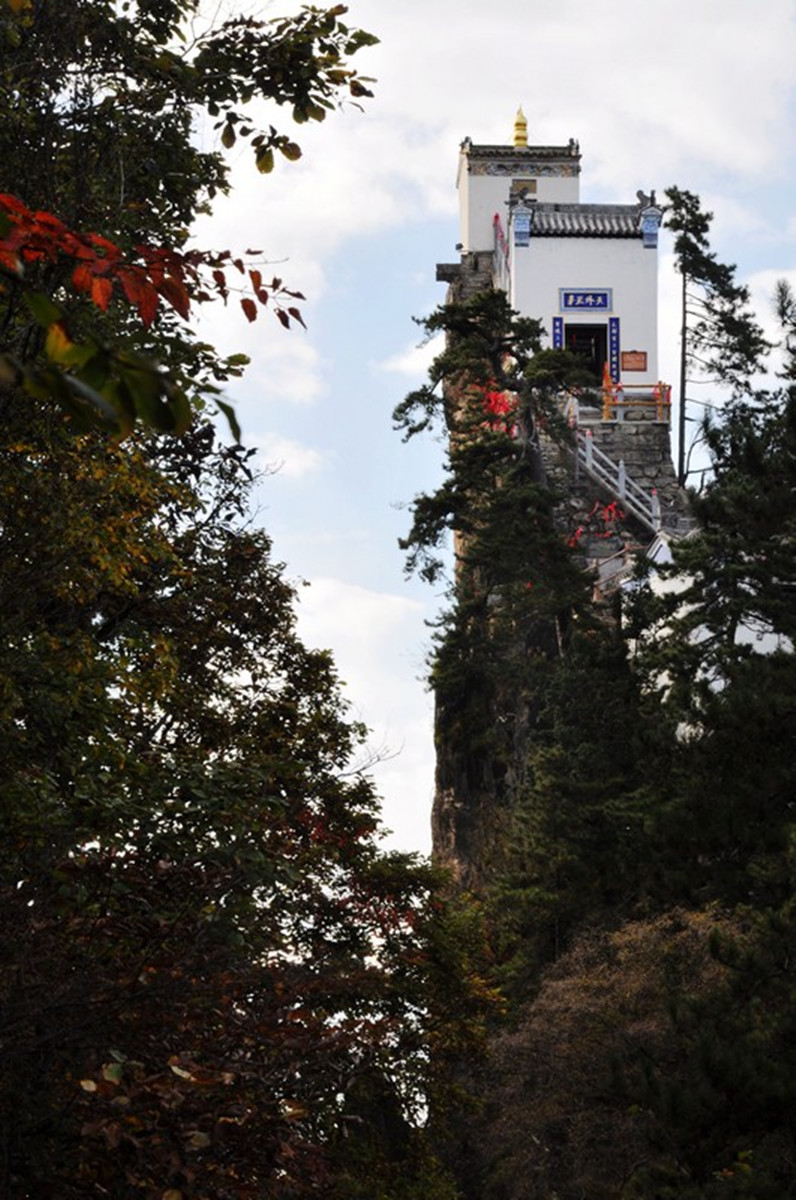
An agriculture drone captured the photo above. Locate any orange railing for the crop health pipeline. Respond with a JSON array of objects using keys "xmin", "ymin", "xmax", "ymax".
[{"xmin": 601, "ymin": 381, "xmax": 672, "ymax": 422}]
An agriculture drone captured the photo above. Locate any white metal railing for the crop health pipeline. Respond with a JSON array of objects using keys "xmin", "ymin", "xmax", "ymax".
[{"xmin": 577, "ymin": 429, "xmax": 661, "ymax": 533}]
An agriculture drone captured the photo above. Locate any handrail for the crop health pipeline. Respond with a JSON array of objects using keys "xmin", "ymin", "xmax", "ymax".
[
  {"xmin": 578, "ymin": 429, "xmax": 661, "ymax": 533},
  {"xmin": 603, "ymin": 383, "xmax": 670, "ymax": 391},
  {"xmin": 561, "ymin": 385, "xmax": 672, "ymax": 425},
  {"xmin": 602, "ymin": 382, "xmax": 671, "ymax": 422},
  {"xmin": 560, "ymin": 386, "xmax": 690, "ymax": 537}
]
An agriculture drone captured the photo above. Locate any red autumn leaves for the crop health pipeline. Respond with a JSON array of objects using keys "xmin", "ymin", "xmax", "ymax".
[
  {"xmin": 0, "ymin": 193, "xmax": 305, "ymax": 330},
  {"xmin": 480, "ymin": 382, "xmax": 517, "ymax": 435}
]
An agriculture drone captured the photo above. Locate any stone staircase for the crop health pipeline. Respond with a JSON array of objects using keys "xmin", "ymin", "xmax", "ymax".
[
  {"xmin": 574, "ymin": 427, "xmax": 693, "ymax": 537},
  {"xmin": 559, "ymin": 393, "xmax": 695, "ymax": 540}
]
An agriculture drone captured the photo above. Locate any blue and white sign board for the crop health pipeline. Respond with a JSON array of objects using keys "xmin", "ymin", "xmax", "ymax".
[
  {"xmin": 560, "ymin": 288, "xmax": 612, "ymax": 311},
  {"xmin": 609, "ymin": 317, "xmax": 620, "ymax": 382},
  {"xmin": 552, "ymin": 317, "xmax": 563, "ymax": 349}
]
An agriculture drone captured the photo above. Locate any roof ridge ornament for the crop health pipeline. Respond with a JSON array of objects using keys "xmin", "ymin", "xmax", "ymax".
[
  {"xmin": 637, "ymin": 194, "xmax": 663, "ymax": 248},
  {"xmin": 513, "ymin": 106, "xmax": 528, "ymax": 147}
]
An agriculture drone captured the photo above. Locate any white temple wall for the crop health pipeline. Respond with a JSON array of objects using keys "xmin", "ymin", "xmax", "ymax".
[
  {"xmin": 458, "ymin": 166, "xmax": 580, "ymax": 251},
  {"xmin": 510, "ymin": 236, "xmax": 659, "ymax": 384}
]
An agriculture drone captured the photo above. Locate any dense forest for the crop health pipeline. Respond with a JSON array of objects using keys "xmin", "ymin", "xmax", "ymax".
[{"xmin": 1, "ymin": 1, "xmax": 794, "ymax": 1198}]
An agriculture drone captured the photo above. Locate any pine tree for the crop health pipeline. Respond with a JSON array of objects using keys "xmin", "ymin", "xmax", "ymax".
[
  {"xmin": 490, "ymin": 624, "xmax": 653, "ymax": 995},
  {"xmin": 395, "ymin": 290, "xmax": 594, "ymax": 889},
  {"xmin": 402, "ymin": 206, "xmax": 795, "ymax": 1200},
  {"xmin": 664, "ymin": 186, "xmax": 769, "ymax": 483},
  {"xmin": 627, "ymin": 284, "xmax": 796, "ymax": 910}
]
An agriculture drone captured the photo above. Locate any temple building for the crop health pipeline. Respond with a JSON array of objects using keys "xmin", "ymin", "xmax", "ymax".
[
  {"xmin": 454, "ymin": 108, "xmax": 664, "ymax": 389},
  {"xmin": 436, "ymin": 111, "xmax": 689, "ymax": 555}
]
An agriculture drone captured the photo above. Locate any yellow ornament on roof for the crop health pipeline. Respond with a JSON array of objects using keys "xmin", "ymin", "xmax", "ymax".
[{"xmin": 514, "ymin": 107, "xmax": 528, "ymax": 147}]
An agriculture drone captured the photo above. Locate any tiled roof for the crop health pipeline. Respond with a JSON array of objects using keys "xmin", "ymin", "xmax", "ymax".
[
  {"xmin": 465, "ymin": 143, "xmax": 580, "ymax": 160},
  {"xmin": 531, "ymin": 203, "xmax": 641, "ymax": 237}
]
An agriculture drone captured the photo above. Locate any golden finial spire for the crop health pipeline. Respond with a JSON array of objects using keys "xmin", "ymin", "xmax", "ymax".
[{"xmin": 513, "ymin": 106, "xmax": 528, "ymax": 147}]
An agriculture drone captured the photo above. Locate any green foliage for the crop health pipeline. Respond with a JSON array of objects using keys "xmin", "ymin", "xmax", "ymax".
[
  {"xmin": 445, "ymin": 910, "xmax": 725, "ymax": 1200},
  {"xmin": 0, "ymin": 3, "xmax": 486, "ymax": 1195},
  {"xmin": 664, "ymin": 395, "xmax": 796, "ymax": 674},
  {"xmin": 450, "ymin": 908, "xmax": 795, "ymax": 1200},
  {"xmin": 0, "ymin": 0, "xmax": 377, "ymax": 433},
  {"xmin": 490, "ymin": 624, "xmax": 654, "ymax": 994},
  {"xmin": 0, "ymin": 412, "xmax": 481, "ymax": 1197},
  {"xmin": 665, "ymin": 186, "xmax": 769, "ymax": 397},
  {"xmin": 395, "ymin": 290, "xmax": 592, "ymax": 583},
  {"xmin": 623, "ymin": 902, "xmax": 796, "ymax": 1200},
  {"xmin": 395, "ymin": 291, "xmax": 591, "ymax": 792},
  {"xmin": 664, "ymin": 185, "xmax": 771, "ymax": 484},
  {"xmin": 627, "ymin": 321, "xmax": 796, "ymax": 909},
  {"xmin": 0, "ymin": 0, "xmax": 375, "ymax": 235}
]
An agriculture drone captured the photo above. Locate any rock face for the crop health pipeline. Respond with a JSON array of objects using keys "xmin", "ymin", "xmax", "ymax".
[{"xmin": 436, "ymin": 251, "xmax": 494, "ymax": 300}]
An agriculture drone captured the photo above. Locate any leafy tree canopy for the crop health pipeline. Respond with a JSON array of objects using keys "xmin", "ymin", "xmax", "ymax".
[
  {"xmin": 0, "ymin": 3, "xmax": 490, "ymax": 1196},
  {"xmin": 0, "ymin": 0, "xmax": 377, "ymax": 434}
]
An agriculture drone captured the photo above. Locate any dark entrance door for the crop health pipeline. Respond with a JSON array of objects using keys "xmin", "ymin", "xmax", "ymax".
[{"xmin": 564, "ymin": 323, "xmax": 607, "ymax": 382}]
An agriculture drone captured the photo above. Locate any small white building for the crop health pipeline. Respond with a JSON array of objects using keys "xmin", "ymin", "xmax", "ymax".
[{"xmin": 456, "ymin": 109, "xmax": 663, "ymax": 390}]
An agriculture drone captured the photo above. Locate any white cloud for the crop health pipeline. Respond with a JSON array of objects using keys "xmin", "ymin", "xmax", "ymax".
[
  {"xmin": 748, "ymin": 266, "xmax": 796, "ymax": 376},
  {"xmin": 253, "ymin": 432, "xmax": 325, "ymax": 479},
  {"xmin": 378, "ymin": 332, "xmax": 444, "ymax": 377},
  {"xmin": 245, "ymin": 336, "xmax": 326, "ymax": 405},
  {"xmin": 295, "ymin": 577, "xmax": 434, "ymax": 852},
  {"xmin": 296, "ymin": 577, "xmax": 425, "ymax": 689},
  {"xmin": 359, "ymin": 0, "xmax": 796, "ymax": 197},
  {"xmin": 193, "ymin": 0, "xmax": 796, "ymax": 291}
]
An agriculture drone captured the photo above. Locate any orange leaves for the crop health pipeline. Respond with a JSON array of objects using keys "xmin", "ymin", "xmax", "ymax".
[
  {"xmin": 0, "ymin": 193, "xmax": 185, "ymax": 328},
  {"xmin": 90, "ymin": 276, "xmax": 114, "ymax": 311},
  {"xmin": 158, "ymin": 274, "xmax": 190, "ymax": 320},
  {"xmin": 0, "ymin": 193, "xmax": 308, "ymax": 436},
  {"xmin": 212, "ymin": 255, "xmax": 305, "ymax": 328},
  {"xmin": 0, "ymin": 241, "xmax": 22, "ymax": 274},
  {"xmin": 118, "ymin": 268, "xmax": 160, "ymax": 327},
  {"xmin": 68, "ymin": 240, "xmax": 190, "ymax": 329},
  {"xmin": 0, "ymin": 193, "xmax": 306, "ymax": 334},
  {"xmin": 70, "ymin": 263, "xmax": 94, "ymax": 293}
]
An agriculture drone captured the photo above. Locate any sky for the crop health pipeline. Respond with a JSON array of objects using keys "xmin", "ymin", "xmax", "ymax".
[{"xmin": 193, "ymin": 0, "xmax": 796, "ymax": 855}]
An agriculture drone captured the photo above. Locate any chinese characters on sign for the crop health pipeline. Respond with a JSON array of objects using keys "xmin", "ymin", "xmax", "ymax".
[
  {"xmin": 609, "ymin": 318, "xmax": 620, "ymax": 383},
  {"xmin": 560, "ymin": 288, "xmax": 612, "ymax": 311},
  {"xmin": 552, "ymin": 317, "xmax": 563, "ymax": 349}
]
